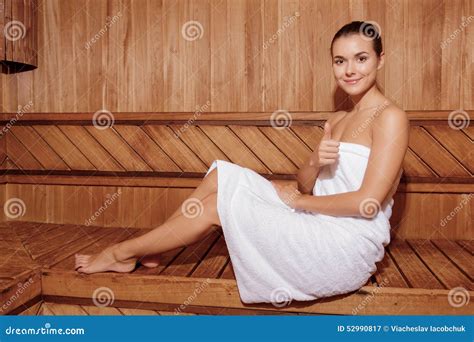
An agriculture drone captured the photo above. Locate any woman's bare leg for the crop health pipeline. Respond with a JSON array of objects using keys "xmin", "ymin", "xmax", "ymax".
[
  {"xmin": 75, "ymin": 178, "xmax": 221, "ymax": 274},
  {"xmin": 139, "ymin": 168, "xmax": 219, "ymax": 267}
]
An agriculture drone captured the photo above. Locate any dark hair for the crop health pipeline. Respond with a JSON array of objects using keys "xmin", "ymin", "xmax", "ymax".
[{"xmin": 331, "ymin": 21, "xmax": 383, "ymax": 57}]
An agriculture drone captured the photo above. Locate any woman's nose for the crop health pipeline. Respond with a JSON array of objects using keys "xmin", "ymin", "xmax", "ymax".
[{"xmin": 345, "ymin": 61, "xmax": 354, "ymax": 75}]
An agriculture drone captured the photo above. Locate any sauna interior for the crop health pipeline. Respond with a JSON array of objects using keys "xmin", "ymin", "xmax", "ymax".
[{"xmin": 0, "ymin": 0, "xmax": 472, "ymax": 316}]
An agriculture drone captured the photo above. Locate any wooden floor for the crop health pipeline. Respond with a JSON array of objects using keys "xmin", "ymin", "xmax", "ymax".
[{"xmin": 1, "ymin": 221, "xmax": 473, "ymax": 315}]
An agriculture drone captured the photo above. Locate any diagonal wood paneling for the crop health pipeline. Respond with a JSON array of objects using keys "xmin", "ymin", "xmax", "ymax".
[{"xmin": 1, "ymin": 123, "xmax": 472, "ymax": 181}]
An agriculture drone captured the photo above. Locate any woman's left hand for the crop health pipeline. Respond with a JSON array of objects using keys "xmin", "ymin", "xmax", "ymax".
[{"xmin": 270, "ymin": 181, "xmax": 302, "ymax": 209}]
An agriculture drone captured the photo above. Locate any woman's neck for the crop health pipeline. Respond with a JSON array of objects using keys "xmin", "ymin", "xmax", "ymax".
[{"xmin": 348, "ymin": 83, "xmax": 385, "ymax": 112}]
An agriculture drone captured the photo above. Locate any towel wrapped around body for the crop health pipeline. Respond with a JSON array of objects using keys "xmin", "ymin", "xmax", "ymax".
[{"xmin": 204, "ymin": 141, "xmax": 399, "ymax": 304}]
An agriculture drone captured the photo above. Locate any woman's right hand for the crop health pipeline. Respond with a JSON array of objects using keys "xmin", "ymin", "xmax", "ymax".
[{"xmin": 309, "ymin": 121, "xmax": 340, "ymax": 167}]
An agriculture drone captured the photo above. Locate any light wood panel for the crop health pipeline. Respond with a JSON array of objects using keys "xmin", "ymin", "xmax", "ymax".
[{"xmin": 1, "ymin": 0, "xmax": 472, "ymax": 112}]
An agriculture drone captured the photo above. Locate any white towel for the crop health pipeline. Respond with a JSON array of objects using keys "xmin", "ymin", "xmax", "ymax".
[{"xmin": 204, "ymin": 141, "xmax": 397, "ymax": 305}]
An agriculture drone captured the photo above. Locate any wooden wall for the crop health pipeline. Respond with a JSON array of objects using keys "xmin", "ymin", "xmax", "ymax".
[
  {"xmin": 1, "ymin": 0, "xmax": 472, "ymax": 112},
  {"xmin": 0, "ymin": 0, "xmax": 472, "ymax": 239}
]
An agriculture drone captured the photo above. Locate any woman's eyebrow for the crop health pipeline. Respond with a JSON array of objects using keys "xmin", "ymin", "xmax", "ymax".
[{"xmin": 333, "ymin": 51, "xmax": 369, "ymax": 59}]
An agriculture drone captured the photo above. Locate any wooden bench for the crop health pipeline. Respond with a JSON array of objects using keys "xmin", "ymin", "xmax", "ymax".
[{"xmin": 1, "ymin": 221, "xmax": 472, "ymax": 315}]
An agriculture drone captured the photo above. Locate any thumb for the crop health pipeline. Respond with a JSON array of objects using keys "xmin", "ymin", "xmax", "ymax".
[{"xmin": 322, "ymin": 121, "xmax": 332, "ymax": 140}]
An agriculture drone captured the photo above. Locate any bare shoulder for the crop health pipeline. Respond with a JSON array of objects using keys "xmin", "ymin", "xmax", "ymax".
[
  {"xmin": 326, "ymin": 110, "xmax": 346, "ymax": 126},
  {"xmin": 376, "ymin": 102, "xmax": 409, "ymax": 129}
]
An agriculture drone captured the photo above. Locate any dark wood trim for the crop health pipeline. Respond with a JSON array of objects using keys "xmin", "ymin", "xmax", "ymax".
[
  {"xmin": 2, "ymin": 172, "xmax": 473, "ymax": 192},
  {"xmin": 1, "ymin": 111, "xmax": 471, "ymax": 125}
]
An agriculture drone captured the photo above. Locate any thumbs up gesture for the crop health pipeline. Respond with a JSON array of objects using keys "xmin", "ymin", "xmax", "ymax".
[{"xmin": 309, "ymin": 121, "xmax": 340, "ymax": 167}]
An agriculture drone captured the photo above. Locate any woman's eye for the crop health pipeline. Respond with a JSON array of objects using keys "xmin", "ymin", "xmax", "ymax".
[
  {"xmin": 334, "ymin": 60, "xmax": 343, "ymax": 65},
  {"xmin": 358, "ymin": 56, "xmax": 367, "ymax": 62}
]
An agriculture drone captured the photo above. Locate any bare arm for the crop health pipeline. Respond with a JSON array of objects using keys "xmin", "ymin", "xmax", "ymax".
[{"xmin": 294, "ymin": 107, "xmax": 409, "ymax": 217}]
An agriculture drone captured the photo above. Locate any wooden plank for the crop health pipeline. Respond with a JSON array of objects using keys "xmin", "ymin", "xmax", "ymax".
[
  {"xmin": 39, "ymin": 302, "xmax": 56, "ymax": 315},
  {"xmin": 10, "ymin": 126, "xmax": 69, "ymax": 170},
  {"xmin": 37, "ymin": 228, "xmax": 117, "ymax": 268},
  {"xmin": 58, "ymin": 126, "xmax": 125, "ymax": 172},
  {"xmin": 191, "ymin": 234, "xmax": 229, "ymax": 279},
  {"xmin": 431, "ymin": 240, "xmax": 473, "ymax": 280},
  {"xmin": 33, "ymin": 126, "xmax": 95, "ymax": 170},
  {"xmin": 388, "ymin": 240, "xmax": 444, "ymax": 289},
  {"xmin": 45, "ymin": 302, "xmax": 88, "ymax": 315},
  {"xmin": 85, "ymin": 126, "xmax": 153, "ymax": 172},
  {"xmin": 408, "ymin": 240, "xmax": 473, "ymax": 290},
  {"xmin": 119, "ymin": 308, "xmax": 159, "ymax": 315},
  {"xmin": 41, "ymin": 270, "xmax": 474, "ymax": 315},
  {"xmin": 373, "ymin": 251, "xmax": 409, "ymax": 288},
  {"xmin": 143, "ymin": 126, "xmax": 207, "ymax": 172},
  {"xmin": 113, "ymin": 126, "xmax": 181, "ymax": 172},
  {"xmin": 424, "ymin": 125, "xmax": 474, "ymax": 173},
  {"xmin": 199, "ymin": 126, "xmax": 270, "ymax": 173},
  {"xmin": 0, "ymin": 269, "xmax": 41, "ymax": 315},
  {"xmin": 80, "ymin": 304, "xmax": 123, "ymax": 315},
  {"xmin": 219, "ymin": 260, "xmax": 235, "ymax": 280},
  {"xmin": 6, "ymin": 132, "xmax": 43, "ymax": 169},
  {"xmin": 289, "ymin": 126, "xmax": 324, "ymax": 151},
  {"xmin": 457, "ymin": 240, "xmax": 474, "ymax": 254},
  {"xmin": 18, "ymin": 300, "xmax": 42, "ymax": 316},
  {"xmin": 408, "ymin": 127, "xmax": 470, "ymax": 177},
  {"xmin": 52, "ymin": 228, "xmax": 143, "ymax": 271},
  {"xmin": 154, "ymin": 229, "xmax": 222, "ymax": 277},
  {"xmin": 229, "ymin": 126, "xmax": 297, "ymax": 174}
]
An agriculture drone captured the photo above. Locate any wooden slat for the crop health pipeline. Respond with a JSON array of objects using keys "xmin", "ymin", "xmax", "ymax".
[
  {"xmin": 155, "ymin": 229, "xmax": 222, "ymax": 277},
  {"xmin": 219, "ymin": 260, "xmax": 235, "ymax": 280},
  {"xmin": 424, "ymin": 125, "xmax": 474, "ymax": 173},
  {"xmin": 45, "ymin": 302, "xmax": 88, "ymax": 315},
  {"xmin": 408, "ymin": 240, "xmax": 473, "ymax": 290},
  {"xmin": 10, "ymin": 126, "xmax": 69, "ymax": 170},
  {"xmin": 80, "ymin": 304, "xmax": 123, "ymax": 315},
  {"xmin": 52, "ymin": 228, "xmax": 143, "ymax": 271},
  {"xmin": 457, "ymin": 240, "xmax": 474, "ymax": 254},
  {"xmin": 229, "ymin": 126, "xmax": 297, "ymax": 174},
  {"xmin": 6, "ymin": 132, "xmax": 43, "ymax": 169},
  {"xmin": 373, "ymin": 251, "xmax": 409, "ymax": 288},
  {"xmin": 143, "ymin": 125, "xmax": 207, "ymax": 172},
  {"xmin": 33, "ymin": 126, "xmax": 95, "ymax": 170},
  {"xmin": 431, "ymin": 240, "xmax": 473, "ymax": 280},
  {"xmin": 85, "ymin": 126, "xmax": 153, "ymax": 172},
  {"xmin": 190, "ymin": 234, "xmax": 229, "ymax": 279},
  {"xmin": 118, "ymin": 308, "xmax": 159, "ymax": 315},
  {"xmin": 289, "ymin": 126, "xmax": 323, "ymax": 151},
  {"xmin": 199, "ymin": 126, "xmax": 270, "ymax": 173},
  {"xmin": 168, "ymin": 125, "xmax": 230, "ymax": 166},
  {"xmin": 388, "ymin": 240, "xmax": 444, "ymax": 289},
  {"xmin": 41, "ymin": 270, "xmax": 474, "ymax": 315},
  {"xmin": 58, "ymin": 126, "xmax": 125, "ymax": 172},
  {"xmin": 113, "ymin": 126, "xmax": 181, "ymax": 172},
  {"xmin": 408, "ymin": 127, "xmax": 470, "ymax": 177}
]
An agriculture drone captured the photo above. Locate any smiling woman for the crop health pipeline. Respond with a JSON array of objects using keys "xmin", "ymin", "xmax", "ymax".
[{"xmin": 75, "ymin": 20, "xmax": 409, "ymax": 306}]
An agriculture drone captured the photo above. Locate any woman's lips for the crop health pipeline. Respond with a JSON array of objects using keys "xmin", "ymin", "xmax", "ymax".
[{"xmin": 343, "ymin": 78, "xmax": 362, "ymax": 85}]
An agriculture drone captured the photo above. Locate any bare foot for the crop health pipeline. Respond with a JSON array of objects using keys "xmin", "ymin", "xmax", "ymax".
[
  {"xmin": 138, "ymin": 254, "xmax": 161, "ymax": 268},
  {"xmin": 74, "ymin": 245, "xmax": 137, "ymax": 274}
]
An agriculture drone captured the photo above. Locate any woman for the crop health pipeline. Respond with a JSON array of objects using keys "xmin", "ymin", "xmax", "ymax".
[{"xmin": 75, "ymin": 21, "xmax": 409, "ymax": 305}]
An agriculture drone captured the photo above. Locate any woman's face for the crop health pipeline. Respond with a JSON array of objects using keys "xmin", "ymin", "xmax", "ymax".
[{"xmin": 331, "ymin": 34, "xmax": 384, "ymax": 95}]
